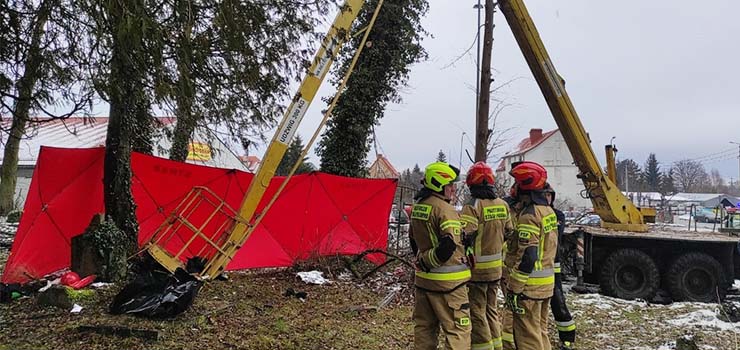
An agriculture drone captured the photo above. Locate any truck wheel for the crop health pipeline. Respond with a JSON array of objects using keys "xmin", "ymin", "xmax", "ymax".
[
  {"xmin": 600, "ymin": 249, "xmax": 659, "ymax": 300},
  {"xmin": 667, "ymin": 252, "xmax": 726, "ymax": 302}
]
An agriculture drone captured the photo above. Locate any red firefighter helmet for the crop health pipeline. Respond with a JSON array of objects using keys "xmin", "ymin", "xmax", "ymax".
[
  {"xmin": 466, "ymin": 162, "xmax": 495, "ymax": 186},
  {"xmin": 509, "ymin": 161, "xmax": 547, "ymax": 191}
]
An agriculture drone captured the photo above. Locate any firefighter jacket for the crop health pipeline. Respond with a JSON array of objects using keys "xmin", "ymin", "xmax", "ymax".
[
  {"xmin": 506, "ymin": 203, "xmax": 558, "ymax": 300},
  {"xmin": 460, "ymin": 198, "xmax": 513, "ymax": 282},
  {"xmin": 410, "ymin": 193, "xmax": 471, "ymax": 292}
]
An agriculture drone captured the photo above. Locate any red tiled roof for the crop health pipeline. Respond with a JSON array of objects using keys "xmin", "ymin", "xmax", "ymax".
[
  {"xmin": 496, "ymin": 159, "xmax": 506, "ymax": 172},
  {"xmin": 506, "ymin": 128, "xmax": 558, "ymax": 157}
]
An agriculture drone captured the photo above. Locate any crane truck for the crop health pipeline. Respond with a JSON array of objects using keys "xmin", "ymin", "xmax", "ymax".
[
  {"xmin": 498, "ymin": 0, "xmax": 738, "ymax": 302},
  {"xmin": 142, "ymin": 0, "xmax": 738, "ymax": 303}
]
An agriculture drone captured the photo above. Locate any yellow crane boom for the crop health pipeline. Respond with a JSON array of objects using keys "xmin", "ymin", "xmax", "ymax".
[
  {"xmin": 146, "ymin": 0, "xmax": 369, "ymax": 276},
  {"xmin": 497, "ymin": 0, "xmax": 655, "ymax": 232}
]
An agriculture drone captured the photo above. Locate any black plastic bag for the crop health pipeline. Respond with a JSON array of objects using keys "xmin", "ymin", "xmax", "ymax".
[{"xmin": 109, "ymin": 267, "xmax": 202, "ymax": 318}]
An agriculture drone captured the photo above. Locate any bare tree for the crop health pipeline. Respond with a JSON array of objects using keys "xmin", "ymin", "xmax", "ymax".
[
  {"xmin": 672, "ymin": 159, "xmax": 708, "ymax": 193},
  {"xmin": 486, "ymin": 100, "xmax": 514, "ymax": 163}
]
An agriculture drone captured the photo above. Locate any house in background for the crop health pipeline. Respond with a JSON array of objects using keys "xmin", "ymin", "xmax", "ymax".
[
  {"xmin": 495, "ymin": 128, "xmax": 591, "ymax": 209},
  {"xmin": 368, "ymin": 154, "xmax": 399, "ymax": 179},
  {"xmin": 0, "ymin": 117, "xmax": 247, "ymax": 208}
]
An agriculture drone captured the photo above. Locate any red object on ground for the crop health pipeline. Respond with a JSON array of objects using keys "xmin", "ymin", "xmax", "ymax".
[
  {"xmin": 60, "ymin": 271, "xmax": 96, "ymax": 289},
  {"xmin": 2, "ymin": 147, "xmax": 397, "ymax": 284}
]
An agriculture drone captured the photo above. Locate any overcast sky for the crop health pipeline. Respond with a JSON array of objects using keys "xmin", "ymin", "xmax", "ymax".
[{"xmin": 281, "ymin": 0, "xmax": 740, "ymax": 180}]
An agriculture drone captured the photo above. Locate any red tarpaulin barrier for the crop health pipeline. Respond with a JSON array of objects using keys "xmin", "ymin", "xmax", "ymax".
[{"xmin": 2, "ymin": 147, "xmax": 397, "ymax": 283}]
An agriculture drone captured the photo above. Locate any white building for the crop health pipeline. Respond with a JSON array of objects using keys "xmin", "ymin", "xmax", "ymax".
[
  {"xmin": 0, "ymin": 117, "xmax": 248, "ymax": 208},
  {"xmin": 495, "ymin": 128, "xmax": 591, "ymax": 209}
]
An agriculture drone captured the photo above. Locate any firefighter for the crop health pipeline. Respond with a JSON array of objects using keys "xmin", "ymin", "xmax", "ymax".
[
  {"xmin": 505, "ymin": 161, "xmax": 558, "ymax": 350},
  {"xmin": 543, "ymin": 185, "xmax": 576, "ymax": 350},
  {"xmin": 409, "ymin": 161, "xmax": 471, "ymax": 350},
  {"xmin": 460, "ymin": 162, "xmax": 513, "ymax": 350}
]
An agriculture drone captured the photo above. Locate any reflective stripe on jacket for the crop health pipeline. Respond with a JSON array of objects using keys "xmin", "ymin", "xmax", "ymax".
[
  {"xmin": 461, "ymin": 198, "xmax": 513, "ymax": 282},
  {"xmin": 410, "ymin": 193, "xmax": 470, "ymax": 292}
]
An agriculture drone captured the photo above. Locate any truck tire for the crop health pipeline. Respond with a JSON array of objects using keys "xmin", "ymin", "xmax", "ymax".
[
  {"xmin": 666, "ymin": 252, "xmax": 726, "ymax": 302},
  {"xmin": 600, "ymin": 249, "xmax": 659, "ymax": 300}
]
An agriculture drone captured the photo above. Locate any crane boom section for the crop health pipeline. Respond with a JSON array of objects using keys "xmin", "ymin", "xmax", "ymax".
[
  {"xmin": 146, "ymin": 0, "xmax": 368, "ymax": 276},
  {"xmin": 201, "ymin": 0, "xmax": 368, "ymax": 278},
  {"xmin": 498, "ymin": 0, "xmax": 654, "ymax": 231}
]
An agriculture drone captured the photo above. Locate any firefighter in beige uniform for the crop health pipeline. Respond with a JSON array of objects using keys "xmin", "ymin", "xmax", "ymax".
[
  {"xmin": 505, "ymin": 161, "xmax": 558, "ymax": 350},
  {"xmin": 460, "ymin": 162, "xmax": 513, "ymax": 350},
  {"xmin": 409, "ymin": 162, "xmax": 472, "ymax": 350}
]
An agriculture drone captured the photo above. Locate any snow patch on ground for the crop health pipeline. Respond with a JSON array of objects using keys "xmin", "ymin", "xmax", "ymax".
[
  {"xmin": 667, "ymin": 309, "xmax": 740, "ymax": 332},
  {"xmin": 296, "ymin": 271, "xmax": 331, "ymax": 285},
  {"xmin": 573, "ymin": 293, "xmax": 647, "ymax": 309}
]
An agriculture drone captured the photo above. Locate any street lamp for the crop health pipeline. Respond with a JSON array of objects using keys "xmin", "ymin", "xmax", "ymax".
[{"xmin": 459, "ymin": 131, "xmax": 467, "ymax": 170}]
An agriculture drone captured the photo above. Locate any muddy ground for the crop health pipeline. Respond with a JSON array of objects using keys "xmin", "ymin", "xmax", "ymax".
[{"xmin": 1, "ymin": 250, "xmax": 739, "ymax": 350}]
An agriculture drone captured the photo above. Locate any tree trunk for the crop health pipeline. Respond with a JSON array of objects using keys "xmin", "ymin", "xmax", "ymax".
[
  {"xmin": 0, "ymin": 0, "xmax": 55, "ymax": 215},
  {"xmin": 170, "ymin": 0, "xmax": 197, "ymax": 162},
  {"xmin": 474, "ymin": 0, "xmax": 495, "ymax": 163},
  {"xmin": 104, "ymin": 0, "xmax": 146, "ymax": 256}
]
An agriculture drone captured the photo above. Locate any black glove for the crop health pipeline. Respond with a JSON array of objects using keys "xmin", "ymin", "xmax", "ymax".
[
  {"xmin": 505, "ymin": 291, "xmax": 526, "ymax": 315},
  {"xmin": 560, "ymin": 341, "xmax": 575, "ymax": 350},
  {"xmin": 462, "ymin": 232, "xmax": 477, "ymax": 268}
]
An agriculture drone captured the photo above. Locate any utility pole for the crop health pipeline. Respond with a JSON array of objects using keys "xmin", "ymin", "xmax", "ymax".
[
  {"xmin": 475, "ymin": 1, "xmax": 482, "ymax": 120},
  {"xmin": 475, "ymin": 0, "xmax": 495, "ymax": 162},
  {"xmin": 732, "ymin": 141, "xmax": 740, "ymax": 191}
]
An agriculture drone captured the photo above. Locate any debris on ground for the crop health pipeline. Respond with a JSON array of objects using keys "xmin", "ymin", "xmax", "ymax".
[
  {"xmin": 283, "ymin": 288, "xmax": 308, "ymax": 301},
  {"xmin": 296, "ymin": 270, "xmax": 331, "ymax": 285},
  {"xmin": 70, "ymin": 303, "xmax": 83, "ymax": 313}
]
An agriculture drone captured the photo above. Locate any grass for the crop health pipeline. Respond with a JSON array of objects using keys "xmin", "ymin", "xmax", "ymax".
[{"xmin": 2, "ymin": 250, "xmax": 738, "ymax": 350}]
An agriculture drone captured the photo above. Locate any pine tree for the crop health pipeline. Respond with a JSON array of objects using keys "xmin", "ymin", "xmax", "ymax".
[
  {"xmin": 642, "ymin": 153, "xmax": 661, "ymax": 192},
  {"xmin": 616, "ymin": 159, "xmax": 641, "ymax": 191},
  {"xmin": 0, "ymin": 0, "xmax": 95, "ymax": 214},
  {"xmin": 317, "ymin": 0, "xmax": 429, "ymax": 177},
  {"xmin": 165, "ymin": 1, "xmax": 334, "ymax": 161},
  {"xmin": 436, "ymin": 150, "xmax": 447, "ymax": 162},
  {"xmin": 411, "ymin": 164, "xmax": 424, "ymax": 187},
  {"xmin": 275, "ymin": 135, "xmax": 314, "ymax": 176},
  {"xmin": 659, "ymin": 169, "xmax": 677, "ymax": 195}
]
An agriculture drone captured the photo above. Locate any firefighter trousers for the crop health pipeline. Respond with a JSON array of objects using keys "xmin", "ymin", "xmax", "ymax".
[
  {"xmin": 512, "ymin": 298, "xmax": 551, "ymax": 350},
  {"xmin": 469, "ymin": 281, "xmax": 502, "ymax": 350},
  {"xmin": 413, "ymin": 286, "xmax": 471, "ymax": 350}
]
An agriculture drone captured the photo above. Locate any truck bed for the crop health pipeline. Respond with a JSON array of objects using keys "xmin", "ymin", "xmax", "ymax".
[{"xmin": 566, "ymin": 225, "xmax": 740, "ymax": 243}]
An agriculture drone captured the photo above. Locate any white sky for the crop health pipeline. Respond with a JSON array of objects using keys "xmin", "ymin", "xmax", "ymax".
[{"xmin": 273, "ymin": 0, "xmax": 740, "ymax": 180}]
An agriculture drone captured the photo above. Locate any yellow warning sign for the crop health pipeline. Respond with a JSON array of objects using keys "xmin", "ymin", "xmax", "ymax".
[{"xmin": 187, "ymin": 142, "xmax": 211, "ymax": 161}]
